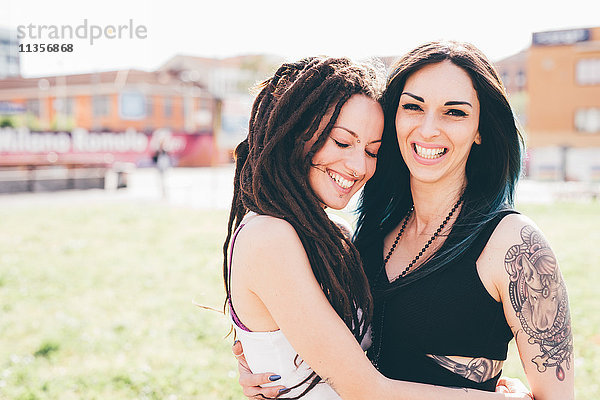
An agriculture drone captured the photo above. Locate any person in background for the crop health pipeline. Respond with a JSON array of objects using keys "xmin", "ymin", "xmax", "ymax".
[{"xmin": 153, "ymin": 137, "xmax": 171, "ymax": 198}]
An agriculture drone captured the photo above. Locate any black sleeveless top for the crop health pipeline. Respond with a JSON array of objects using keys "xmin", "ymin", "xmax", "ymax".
[{"xmin": 363, "ymin": 211, "xmax": 517, "ymax": 392}]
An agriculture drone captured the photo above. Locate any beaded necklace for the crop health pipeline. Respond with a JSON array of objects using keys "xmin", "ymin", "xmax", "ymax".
[{"xmin": 371, "ymin": 195, "xmax": 463, "ymax": 369}]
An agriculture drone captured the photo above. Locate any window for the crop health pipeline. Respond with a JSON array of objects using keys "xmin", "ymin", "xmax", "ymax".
[
  {"xmin": 26, "ymin": 99, "xmax": 40, "ymax": 117},
  {"xmin": 92, "ymin": 95, "xmax": 110, "ymax": 117},
  {"xmin": 65, "ymin": 97, "xmax": 74, "ymax": 116},
  {"xmin": 164, "ymin": 97, "xmax": 173, "ymax": 118},
  {"xmin": 146, "ymin": 96, "xmax": 153, "ymax": 117},
  {"xmin": 515, "ymin": 70, "xmax": 526, "ymax": 89},
  {"xmin": 118, "ymin": 92, "xmax": 146, "ymax": 120},
  {"xmin": 53, "ymin": 97, "xmax": 75, "ymax": 116},
  {"xmin": 576, "ymin": 59, "xmax": 600, "ymax": 86},
  {"xmin": 574, "ymin": 108, "xmax": 600, "ymax": 134}
]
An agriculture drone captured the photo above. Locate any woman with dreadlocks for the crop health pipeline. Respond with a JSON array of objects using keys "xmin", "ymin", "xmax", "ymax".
[
  {"xmin": 224, "ymin": 56, "xmax": 535, "ymax": 400},
  {"xmin": 224, "ymin": 56, "xmax": 384, "ymax": 400}
]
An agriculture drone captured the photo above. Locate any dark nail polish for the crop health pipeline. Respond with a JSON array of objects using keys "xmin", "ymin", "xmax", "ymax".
[
  {"xmin": 269, "ymin": 374, "xmax": 281, "ymax": 381},
  {"xmin": 233, "ymin": 339, "xmax": 240, "ymax": 345},
  {"xmin": 278, "ymin": 388, "xmax": 290, "ymax": 394}
]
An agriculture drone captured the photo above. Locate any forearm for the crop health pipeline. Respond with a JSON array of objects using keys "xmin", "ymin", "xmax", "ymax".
[
  {"xmin": 325, "ymin": 358, "xmax": 526, "ymax": 400},
  {"xmin": 362, "ymin": 376, "xmax": 526, "ymax": 400}
]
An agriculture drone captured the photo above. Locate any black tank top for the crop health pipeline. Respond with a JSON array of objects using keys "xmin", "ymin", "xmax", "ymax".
[{"xmin": 364, "ymin": 211, "xmax": 517, "ymax": 392}]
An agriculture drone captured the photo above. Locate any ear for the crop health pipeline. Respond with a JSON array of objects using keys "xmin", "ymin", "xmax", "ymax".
[
  {"xmin": 474, "ymin": 132, "xmax": 482, "ymax": 145},
  {"xmin": 521, "ymin": 255, "xmax": 542, "ymax": 289}
]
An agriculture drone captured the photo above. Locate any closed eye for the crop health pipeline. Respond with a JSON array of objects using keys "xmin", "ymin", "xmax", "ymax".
[
  {"xmin": 366, "ymin": 150, "xmax": 378, "ymax": 159},
  {"xmin": 332, "ymin": 138, "xmax": 350, "ymax": 148}
]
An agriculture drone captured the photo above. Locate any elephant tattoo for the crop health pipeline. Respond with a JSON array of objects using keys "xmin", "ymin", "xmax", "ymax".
[{"xmin": 504, "ymin": 225, "xmax": 573, "ymax": 381}]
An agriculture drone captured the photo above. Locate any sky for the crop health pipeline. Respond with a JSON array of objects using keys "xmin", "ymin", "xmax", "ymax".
[{"xmin": 2, "ymin": 0, "xmax": 599, "ymax": 78}]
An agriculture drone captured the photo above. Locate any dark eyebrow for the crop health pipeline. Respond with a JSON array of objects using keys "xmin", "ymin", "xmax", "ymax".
[
  {"xmin": 402, "ymin": 92, "xmax": 472, "ymax": 108},
  {"xmin": 332, "ymin": 126, "xmax": 382, "ymax": 144},
  {"xmin": 445, "ymin": 100, "xmax": 472, "ymax": 108},
  {"xmin": 401, "ymin": 92, "xmax": 424, "ymax": 102}
]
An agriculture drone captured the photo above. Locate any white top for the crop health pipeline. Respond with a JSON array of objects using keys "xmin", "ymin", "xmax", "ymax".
[
  {"xmin": 229, "ymin": 212, "xmax": 371, "ymax": 399},
  {"xmin": 232, "ymin": 314, "xmax": 371, "ymax": 399},
  {"xmin": 233, "ymin": 324, "xmax": 342, "ymax": 399}
]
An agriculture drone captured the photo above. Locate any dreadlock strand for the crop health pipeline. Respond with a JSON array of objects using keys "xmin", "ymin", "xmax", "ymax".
[{"xmin": 222, "ymin": 56, "xmax": 385, "ymax": 399}]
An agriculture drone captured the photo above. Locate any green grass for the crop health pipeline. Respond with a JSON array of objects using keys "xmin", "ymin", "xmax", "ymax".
[
  {"xmin": 0, "ymin": 201, "xmax": 597, "ymax": 399},
  {"xmin": 502, "ymin": 202, "xmax": 600, "ymax": 399}
]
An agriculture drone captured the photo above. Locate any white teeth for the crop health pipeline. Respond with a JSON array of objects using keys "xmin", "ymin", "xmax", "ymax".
[
  {"xmin": 327, "ymin": 171, "xmax": 355, "ymax": 189},
  {"xmin": 414, "ymin": 143, "xmax": 446, "ymax": 159}
]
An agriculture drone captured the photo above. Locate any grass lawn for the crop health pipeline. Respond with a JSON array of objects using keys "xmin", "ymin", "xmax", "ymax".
[{"xmin": 0, "ymin": 200, "xmax": 597, "ymax": 399}]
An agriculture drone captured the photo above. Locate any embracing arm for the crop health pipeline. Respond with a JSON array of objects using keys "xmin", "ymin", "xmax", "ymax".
[
  {"xmin": 485, "ymin": 215, "xmax": 574, "ymax": 400},
  {"xmin": 236, "ymin": 217, "xmax": 529, "ymax": 400}
]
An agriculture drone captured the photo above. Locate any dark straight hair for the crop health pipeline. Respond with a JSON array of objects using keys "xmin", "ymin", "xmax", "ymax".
[{"xmin": 354, "ymin": 41, "xmax": 524, "ymax": 292}]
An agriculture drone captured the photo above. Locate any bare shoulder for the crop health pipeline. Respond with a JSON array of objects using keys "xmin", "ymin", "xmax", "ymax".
[
  {"xmin": 233, "ymin": 215, "xmax": 308, "ymax": 272},
  {"xmin": 481, "ymin": 212, "xmax": 549, "ymax": 265},
  {"xmin": 236, "ymin": 215, "xmax": 299, "ymax": 248},
  {"xmin": 489, "ymin": 212, "xmax": 539, "ymax": 242},
  {"xmin": 485, "ymin": 212, "xmax": 565, "ymax": 293},
  {"xmin": 478, "ymin": 212, "xmax": 558, "ymax": 296}
]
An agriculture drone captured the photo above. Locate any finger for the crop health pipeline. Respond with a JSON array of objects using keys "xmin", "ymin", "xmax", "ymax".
[
  {"xmin": 239, "ymin": 371, "xmax": 282, "ymax": 387},
  {"xmin": 238, "ymin": 353, "xmax": 251, "ymax": 372},
  {"xmin": 496, "ymin": 376, "xmax": 508, "ymax": 387},
  {"xmin": 232, "ymin": 340, "xmax": 245, "ymax": 358},
  {"xmin": 233, "ymin": 340, "xmax": 251, "ymax": 373},
  {"xmin": 495, "ymin": 385, "xmax": 509, "ymax": 393},
  {"xmin": 505, "ymin": 377, "xmax": 527, "ymax": 392},
  {"xmin": 497, "ymin": 376, "xmax": 530, "ymax": 394},
  {"xmin": 238, "ymin": 359, "xmax": 252, "ymax": 375},
  {"xmin": 242, "ymin": 385, "xmax": 287, "ymax": 399}
]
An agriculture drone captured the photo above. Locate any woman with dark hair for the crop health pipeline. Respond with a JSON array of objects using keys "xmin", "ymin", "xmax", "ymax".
[
  {"xmin": 224, "ymin": 56, "xmax": 385, "ymax": 400},
  {"xmin": 354, "ymin": 41, "xmax": 573, "ymax": 399},
  {"xmin": 224, "ymin": 55, "xmax": 534, "ymax": 400},
  {"xmin": 235, "ymin": 42, "xmax": 573, "ymax": 400}
]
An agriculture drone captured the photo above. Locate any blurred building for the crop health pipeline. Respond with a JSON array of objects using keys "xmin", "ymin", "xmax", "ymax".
[
  {"xmin": 495, "ymin": 26, "xmax": 600, "ymax": 181},
  {"xmin": 0, "ymin": 53, "xmax": 284, "ymax": 193},
  {"xmin": 494, "ymin": 50, "xmax": 528, "ymax": 128},
  {"xmin": 0, "ymin": 27, "xmax": 20, "ymax": 79},
  {"xmin": 528, "ymin": 27, "xmax": 600, "ymax": 147},
  {"xmin": 0, "ymin": 68, "xmax": 224, "ymax": 192},
  {"xmin": 159, "ymin": 53, "xmax": 283, "ymax": 97},
  {"xmin": 159, "ymin": 54, "xmax": 283, "ymax": 160},
  {"xmin": 0, "ymin": 69, "xmax": 217, "ymax": 134}
]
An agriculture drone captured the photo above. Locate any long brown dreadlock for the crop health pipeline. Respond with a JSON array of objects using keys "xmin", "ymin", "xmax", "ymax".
[{"xmin": 223, "ymin": 56, "xmax": 385, "ymax": 398}]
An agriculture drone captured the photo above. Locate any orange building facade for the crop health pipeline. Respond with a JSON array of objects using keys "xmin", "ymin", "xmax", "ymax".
[
  {"xmin": 0, "ymin": 70, "xmax": 221, "ymax": 168},
  {"xmin": 0, "ymin": 69, "xmax": 218, "ymax": 134},
  {"xmin": 527, "ymin": 27, "xmax": 600, "ymax": 148},
  {"xmin": 495, "ymin": 27, "xmax": 600, "ymax": 181}
]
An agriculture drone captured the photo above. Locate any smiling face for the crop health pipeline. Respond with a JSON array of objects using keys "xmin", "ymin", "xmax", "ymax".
[
  {"xmin": 308, "ymin": 94, "xmax": 384, "ymax": 210},
  {"xmin": 395, "ymin": 61, "xmax": 481, "ymax": 188}
]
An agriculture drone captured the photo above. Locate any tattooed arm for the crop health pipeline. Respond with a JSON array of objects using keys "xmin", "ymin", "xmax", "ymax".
[{"xmin": 480, "ymin": 214, "xmax": 574, "ymax": 400}]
